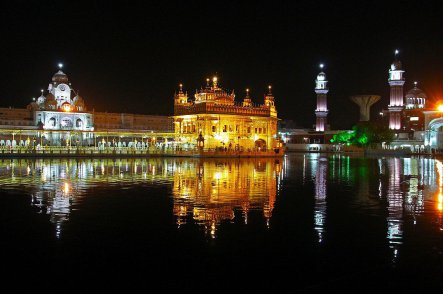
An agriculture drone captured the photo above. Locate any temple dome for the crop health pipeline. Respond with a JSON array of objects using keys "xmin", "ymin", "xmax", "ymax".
[
  {"xmin": 52, "ymin": 70, "xmax": 69, "ymax": 84},
  {"xmin": 405, "ymin": 87, "xmax": 427, "ymax": 99}
]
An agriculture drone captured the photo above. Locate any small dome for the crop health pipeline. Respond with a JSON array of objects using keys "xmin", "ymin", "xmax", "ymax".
[
  {"xmin": 52, "ymin": 70, "xmax": 69, "ymax": 84},
  {"xmin": 73, "ymin": 95, "xmax": 84, "ymax": 104},
  {"xmin": 391, "ymin": 60, "xmax": 402, "ymax": 71},
  {"xmin": 44, "ymin": 93, "xmax": 57, "ymax": 109},
  {"xmin": 317, "ymin": 72, "xmax": 326, "ymax": 81},
  {"xmin": 37, "ymin": 94, "xmax": 46, "ymax": 105},
  {"xmin": 27, "ymin": 102, "xmax": 39, "ymax": 111},
  {"xmin": 73, "ymin": 95, "xmax": 86, "ymax": 111},
  {"xmin": 405, "ymin": 87, "xmax": 427, "ymax": 99}
]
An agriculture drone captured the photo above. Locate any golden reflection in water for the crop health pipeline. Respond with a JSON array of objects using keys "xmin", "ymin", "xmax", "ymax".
[
  {"xmin": 0, "ymin": 158, "xmax": 283, "ymax": 239},
  {"xmin": 172, "ymin": 159, "xmax": 283, "ymax": 238}
]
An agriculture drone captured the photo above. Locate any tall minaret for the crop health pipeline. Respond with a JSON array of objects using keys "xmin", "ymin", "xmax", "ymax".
[
  {"xmin": 315, "ymin": 64, "xmax": 328, "ymax": 132},
  {"xmin": 388, "ymin": 50, "xmax": 405, "ymax": 130}
]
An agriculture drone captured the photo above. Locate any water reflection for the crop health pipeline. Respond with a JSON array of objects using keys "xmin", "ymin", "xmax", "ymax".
[
  {"xmin": 172, "ymin": 159, "xmax": 283, "ymax": 238},
  {"xmin": 0, "ymin": 155, "xmax": 442, "ymax": 257},
  {"xmin": 0, "ymin": 158, "xmax": 284, "ymax": 239},
  {"xmin": 312, "ymin": 154, "xmax": 327, "ymax": 243}
]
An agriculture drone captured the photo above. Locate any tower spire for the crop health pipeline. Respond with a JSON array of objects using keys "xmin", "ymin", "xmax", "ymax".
[
  {"xmin": 315, "ymin": 63, "xmax": 329, "ymax": 132},
  {"xmin": 388, "ymin": 49, "xmax": 405, "ymax": 130}
]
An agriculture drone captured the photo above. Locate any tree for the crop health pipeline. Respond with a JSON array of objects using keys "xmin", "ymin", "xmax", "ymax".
[{"xmin": 330, "ymin": 122, "xmax": 394, "ymax": 148}]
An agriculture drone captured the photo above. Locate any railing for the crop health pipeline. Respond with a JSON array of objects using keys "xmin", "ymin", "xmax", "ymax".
[
  {"xmin": 0, "ymin": 146, "xmax": 284, "ymax": 157},
  {"xmin": 174, "ymin": 103, "xmax": 271, "ymax": 117}
]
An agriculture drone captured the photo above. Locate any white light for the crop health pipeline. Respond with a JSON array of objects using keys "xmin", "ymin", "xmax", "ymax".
[
  {"xmin": 395, "ymin": 49, "xmax": 399, "ymax": 55},
  {"xmin": 58, "ymin": 63, "xmax": 63, "ymax": 69},
  {"xmin": 319, "ymin": 63, "xmax": 324, "ymax": 69}
]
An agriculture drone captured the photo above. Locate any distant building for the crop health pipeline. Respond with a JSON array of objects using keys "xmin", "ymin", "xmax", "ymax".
[{"xmin": 0, "ymin": 65, "xmax": 173, "ymax": 147}]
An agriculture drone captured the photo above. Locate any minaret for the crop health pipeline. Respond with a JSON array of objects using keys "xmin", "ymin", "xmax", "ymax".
[
  {"xmin": 315, "ymin": 64, "xmax": 328, "ymax": 132},
  {"xmin": 388, "ymin": 50, "xmax": 405, "ymax": 130}
]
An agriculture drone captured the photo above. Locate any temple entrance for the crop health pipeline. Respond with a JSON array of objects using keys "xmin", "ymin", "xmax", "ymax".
[{"xmin": 255, "ymin": 139, "xmax": 266, "ymax": 151}]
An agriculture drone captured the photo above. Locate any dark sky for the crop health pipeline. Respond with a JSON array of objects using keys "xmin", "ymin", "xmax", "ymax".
[{"xmin": 1, "ymin": 0, "xmax": 443, "ymax": 129}]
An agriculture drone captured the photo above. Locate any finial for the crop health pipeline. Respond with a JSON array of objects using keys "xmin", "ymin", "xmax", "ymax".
[
  {"xmin": 213, "ymin": 76, "xmax": 218, "ymax": 88},
  {"xmin": 319, "ymin": 63, "xmax": 324, "ymax": 70},
  {"xmin": 268, "ymin": 85, "xmax": 272, "ymax": 94},
  {"xmin": 32, "ymin": 97, "xmax": 36, "ymax": 101},
  {"xmin": 58, "ymin": 63, "xmax": 63, "ymax": 69},
  {"xmin": 414, "ymin": 81, "xmax": 418, "ymax": 87},
  {"xmin": 395, "ymin": 49, "xmax": 399, "ymax": 56},
  {"xmin": 179, "ymin": 83, "xmax": 183, "ymax": 92},
  {"xmin": 40, "ymin": 89, "xmax": 44, "ymax": 95}
]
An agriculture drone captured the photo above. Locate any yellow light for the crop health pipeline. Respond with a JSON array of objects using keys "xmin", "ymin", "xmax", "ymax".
[
  {"xmin": 63, "ymin": 182, "xmax": 70, "ymax": 194},
  {"xmin": 437, "ymin": 105, "xmax": 443, "ymax": 112},
  {"xmin": 62, "ymin": 104, "xmax": 72, "ymax": 112}
]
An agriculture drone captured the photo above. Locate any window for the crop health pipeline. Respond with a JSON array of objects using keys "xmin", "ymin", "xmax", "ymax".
[
  {"xmin": 212, "ymin": 125, "xmax": 216, "ymax": 132},
  {"xmin": 247, "ymin": 127, "xmax": 251, "ymax": 133},
  {"xmin": 223, "ymin": 125, "xmax": 227, "ymax": 132}
]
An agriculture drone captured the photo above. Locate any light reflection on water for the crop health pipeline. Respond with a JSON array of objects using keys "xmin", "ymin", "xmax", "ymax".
[{"xmin": 0, "ymin": 155, "xmax": 442, "ymax": 261}]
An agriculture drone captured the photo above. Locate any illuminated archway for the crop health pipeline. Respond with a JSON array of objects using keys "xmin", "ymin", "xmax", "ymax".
[
  {"xmin": 426, "ymin": 118, "xmax": 443, "ymax": 149},
  {"xmin": 255, "ymin": 139, "xmax": 266, "ymax": 150}
]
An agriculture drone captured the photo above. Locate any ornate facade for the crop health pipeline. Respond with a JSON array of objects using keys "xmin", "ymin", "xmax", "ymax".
[
  {"xmin": 0, "ymin": 65, "xmax": 173, "ymax": 147},
  {"xmin": 173, "ymin": 77, "xmax": 280, "ymax": 151}
]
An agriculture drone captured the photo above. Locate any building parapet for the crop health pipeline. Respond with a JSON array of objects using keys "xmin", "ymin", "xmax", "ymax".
[{"xmin": 174, "ymin": 102, "xmax": 271, "ymax": 117}]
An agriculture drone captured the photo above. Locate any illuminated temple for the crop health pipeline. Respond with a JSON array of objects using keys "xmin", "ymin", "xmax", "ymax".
[
  {"xmin": 173, "ymin": 77, "xmax": 281, "ymax": 152},
  {"xmin": 0, "ymin": 65, "xmax": 173, "ymax": 148},
  {"xmin": 0, "ymin": 66, "xmax": 283, "ymax": 156}
]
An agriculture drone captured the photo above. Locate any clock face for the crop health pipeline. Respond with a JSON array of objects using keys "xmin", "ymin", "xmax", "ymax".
[{"xmin": 59, "ymin": 84, "xmax": 66, "ymax": 91}]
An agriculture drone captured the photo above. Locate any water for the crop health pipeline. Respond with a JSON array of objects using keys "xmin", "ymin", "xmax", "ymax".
[{"xmin": 1, "ymin": 154, "xmax": 442, "ymax": 291}]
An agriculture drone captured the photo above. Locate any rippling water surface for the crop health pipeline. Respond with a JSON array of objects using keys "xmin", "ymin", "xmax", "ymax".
[{"xmin": 1, "ymin": 154, "xmax": 442, "ymax": 291}]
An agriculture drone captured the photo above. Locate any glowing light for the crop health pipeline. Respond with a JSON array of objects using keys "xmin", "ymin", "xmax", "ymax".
[
  {"xmin": 58, "ymin": 63, "xmax": 63, "ymax": 69},
  {"xmin": 395, "ymin": 49, "xmax": 399, "ymax": 55},
  {"xmin": 437, "ymin": 105, "xmax": 443, "ymax": 112},
  {"xmin": 319, "ymin": 63, "xmax": 324, "ymax": 69},
  {"xmin": 62, "ymin": 103, "xmax": 72, "ymax": 112},
  {"xmin": 63, "ymin": 182, "xmax": 70, "ymax": 194}
]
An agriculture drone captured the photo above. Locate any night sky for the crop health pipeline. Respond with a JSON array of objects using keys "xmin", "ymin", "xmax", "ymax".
[{"xmin": 1, "ymin": 1, "xmax": 443, "ymax": 129}]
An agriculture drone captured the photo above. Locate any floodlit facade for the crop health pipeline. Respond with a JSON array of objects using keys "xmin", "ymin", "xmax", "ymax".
[
  {"xmin": 0, "ymin": 66, "xmax": 173, "ymax": 148},
  {"xmin": 173, "ymin": 77, "xmax": 281, "ymax": 152}
]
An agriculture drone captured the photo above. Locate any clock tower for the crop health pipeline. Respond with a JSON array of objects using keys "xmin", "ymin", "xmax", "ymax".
[{"xmin": 48, "ymin": 63, "xmax": 73, "ymax": 109}]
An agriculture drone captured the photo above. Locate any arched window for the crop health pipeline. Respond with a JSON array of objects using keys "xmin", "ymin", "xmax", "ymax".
[
  {"xmin": 49, "ymin": 117, "xmax": 56, "ymax": 127},
  {"xmin": 76, "ymin": 119, "xmax": 83, "ymax": 128}
]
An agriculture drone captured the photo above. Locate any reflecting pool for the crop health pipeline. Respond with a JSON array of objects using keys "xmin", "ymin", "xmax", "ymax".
[{"xmin": 1, "ymin": 154, "xmax": 442, "ymax": 291}]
